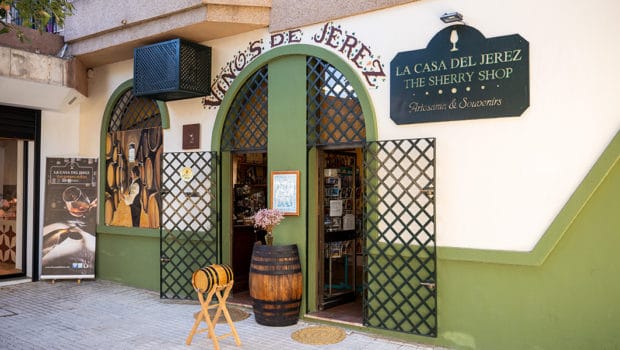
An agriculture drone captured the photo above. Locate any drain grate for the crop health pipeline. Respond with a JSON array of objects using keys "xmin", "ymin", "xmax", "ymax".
[{"xmin": 0, "ymin": 307, "xmax": 17, "ymax": 317}]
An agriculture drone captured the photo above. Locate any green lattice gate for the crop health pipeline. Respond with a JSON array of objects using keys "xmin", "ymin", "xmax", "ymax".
[
  {"xmin": 160, "ymin": 151, "xmax": 219, "ymax": 299},
  {"xmin": 363, "ymin": 138, "xmax": 437, "ymax": 336}
]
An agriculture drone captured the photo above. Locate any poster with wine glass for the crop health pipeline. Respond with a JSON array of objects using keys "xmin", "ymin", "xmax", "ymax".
[{"xmin": 41, "ymin": 157, "xmax": 98, "ymax": 280}]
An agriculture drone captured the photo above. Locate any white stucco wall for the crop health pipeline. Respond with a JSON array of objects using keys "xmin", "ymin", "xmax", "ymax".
[
  {"xmin": 357, "ymin": 0, "xmax": 620, "ymax": 251},
  {"xmin": 41, "ymin": 108, "xmax": 81, "ymax": 158},
  {"xmin": 73, "ymin": 0, "xmax": 619, "ymax": 252}
]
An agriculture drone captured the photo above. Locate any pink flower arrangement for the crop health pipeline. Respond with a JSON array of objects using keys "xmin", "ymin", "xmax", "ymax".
[{"xmin": 252, "ymin": 208, "xmax": 284, "ymax": 233}]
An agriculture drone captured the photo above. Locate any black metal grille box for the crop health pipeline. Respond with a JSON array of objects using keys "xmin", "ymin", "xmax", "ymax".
[{"xmin": 134, "ymin": 38, "xmax": 211, "ymax": 101}]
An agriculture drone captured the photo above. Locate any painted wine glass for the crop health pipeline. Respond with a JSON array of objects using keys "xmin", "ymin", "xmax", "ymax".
[{"xmin": 62, "ymin": 186, "xmax": 94, "ymax": 218}]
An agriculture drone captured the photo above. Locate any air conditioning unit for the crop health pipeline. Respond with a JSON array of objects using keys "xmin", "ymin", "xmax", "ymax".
[{"xmin": 134, "ymin": 38, "xmax": 211, "ymax": 101}]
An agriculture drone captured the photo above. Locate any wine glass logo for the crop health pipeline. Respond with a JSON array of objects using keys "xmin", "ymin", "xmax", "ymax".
[
  {"xmin": 450, "ymin": 29, "xmax": 459, "ymax": 52},
  {"xmin": 62, "ymin": 186, "xmax": 93, "ymax": 218}
]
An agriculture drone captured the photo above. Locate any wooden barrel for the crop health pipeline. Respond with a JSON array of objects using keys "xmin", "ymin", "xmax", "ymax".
[
  {"xmin": 113, "ymin": 191, "xmax": 119, "ymax": 208},
  {"xmin": 140, "ymin": 185, "xmax": 149, "ymax": 213},
  {"xmin": 105, "ymin": 134, "xmax": 113, "ymax": 159},
  {"xmin": 116, "ymin": 166, "xmax": 125, "ymax": 192},
  {"xmin": 249, "ymin": 244, "xmax": 302, "ymax": 326},
  {"xmin": 107, "ymin": 162, "xmax": 116, "ymax": 188},
  {"xmin": 147, "ymin": 192, "xmax": 160, "ymax": 228},
  {"xmin": 153, "ymin": 149, "xmax": 162, "ymax": 190},
  {"xmin": 141, "ymin": 131, "xmax": 150, "ymax": 159},
  {"xmin": 145, "ymin": 157, "xmax": 153, "ymax": 190},
  {"xmin": 148, "ymin": 127, "xmax": 161, "ymax": 152},
  {"xmin": 104, "ymin": 198, "xmax": 113, "ymax": 225},
  {"xmin": 192, "ymin": 264, "xmax": 234, "ymax": 293}
]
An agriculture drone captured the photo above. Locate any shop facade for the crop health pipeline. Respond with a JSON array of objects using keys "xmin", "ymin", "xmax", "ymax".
[{"xmin": 2, "ymin": 0, "xmax": 619, "ymax": 349}]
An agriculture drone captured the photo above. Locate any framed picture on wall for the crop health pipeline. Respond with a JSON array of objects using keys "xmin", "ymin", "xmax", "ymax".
[{"xmin": 270, "ymin": 170, "xmax": 300, "ymax": 216}]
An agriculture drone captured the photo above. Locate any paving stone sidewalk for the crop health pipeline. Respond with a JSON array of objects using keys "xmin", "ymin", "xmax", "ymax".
[{"xmin": 0, "ymin": 280, "xmax": 446, "ymax": 350}]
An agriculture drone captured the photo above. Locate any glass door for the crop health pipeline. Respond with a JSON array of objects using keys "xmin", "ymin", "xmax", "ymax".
[
  {"xmin": 318, "ymin": 149, "xmax": 361, "ymax": 310},
  {"xmin": 0, "ymin": 138, "xmax": 24, "ymax": 277}
]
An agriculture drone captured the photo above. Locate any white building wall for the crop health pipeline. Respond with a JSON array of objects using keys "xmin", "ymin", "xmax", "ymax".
[
  {"xmin": 75, "ymin": 0, "xmax": 620, "ymax": 252},
  {"xmin": 41, "ymin": 108, "xmax": 81, "ymax": 158}
]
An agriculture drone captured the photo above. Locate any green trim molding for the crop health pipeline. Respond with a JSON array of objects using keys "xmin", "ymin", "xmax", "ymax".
[{"xmin": 439, "ymin": 130, "xmax": 620, "ymax": 266}]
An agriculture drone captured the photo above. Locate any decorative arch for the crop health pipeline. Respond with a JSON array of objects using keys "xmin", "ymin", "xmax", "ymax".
[
  {"xmin": 211, "ymin": 44, "xmax": 378, "ymax": 149},
  {"xmin": 212, "ymin": 44, "xmax": 379, "ymax": 316}
]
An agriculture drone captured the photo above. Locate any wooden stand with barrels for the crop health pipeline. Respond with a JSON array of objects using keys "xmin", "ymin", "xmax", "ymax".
[
  {"xmin": 249, "ymin": 244, "xmax": 303, "ymax": 326},
  {"xmin": 186, "ymin": 264, "xmax": 241, "ymax": 350}
]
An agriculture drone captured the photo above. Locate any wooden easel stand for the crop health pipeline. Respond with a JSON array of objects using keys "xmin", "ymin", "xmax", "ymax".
[{"xmin": 186, "ymin": 281, "xmax": 241, "ymax": 350}]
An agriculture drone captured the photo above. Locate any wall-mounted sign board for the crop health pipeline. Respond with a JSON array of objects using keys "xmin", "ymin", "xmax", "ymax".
[{"xmin": 390, "ymin": 25, "xmax": 529, "ymax": 124}]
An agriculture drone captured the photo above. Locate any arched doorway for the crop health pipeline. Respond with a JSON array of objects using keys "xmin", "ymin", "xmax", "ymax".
[
  {"xmin": 213, "ymin": 45, "xmax": 376, "ymax": 321},
  {"xmin": 214, "ymin": 44, "xmax": 437, "ymax": 336}
]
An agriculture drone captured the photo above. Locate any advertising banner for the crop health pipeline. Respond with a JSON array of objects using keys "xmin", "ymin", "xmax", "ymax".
[{"xmin": 41, "ymin": 158, "xmax": 98, "ymax": 280}]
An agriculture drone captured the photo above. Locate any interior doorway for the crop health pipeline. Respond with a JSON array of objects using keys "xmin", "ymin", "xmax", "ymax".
[
  {"xmin": 0, "ymin": 138, "xmax": 25, "ymax": 278},
  {"xmin": 230, "ymin": 152, "xmax": 268, "ymax": 304},
  {"xmin": 309, "ymin": 147, "xmax": 364, "ymax": 324}
]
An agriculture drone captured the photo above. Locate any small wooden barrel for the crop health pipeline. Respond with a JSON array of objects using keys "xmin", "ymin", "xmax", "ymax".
[
  {"xmin": 249, "ymin": 244, "xmax": 303, "ymax": 327},
  {"xmin": 191, "ymin": 264, "xmax": 234, "ymax": 293}
]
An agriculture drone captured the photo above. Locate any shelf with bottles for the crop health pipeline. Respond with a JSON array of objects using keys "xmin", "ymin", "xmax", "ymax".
[
  {"xmin": 233, "ymin": 153, "xmax": 267, "ymax": 225},
  {"xmin": 233, "ymin": 184, "xmax": 266, "ymax": 225},
  {"xmin": 235, "ymin": 153, "xmax": 266, "ymax": 186},
  {"xmin": 323, "ymin": 168, "xmax": 355, "ymax": 233}
]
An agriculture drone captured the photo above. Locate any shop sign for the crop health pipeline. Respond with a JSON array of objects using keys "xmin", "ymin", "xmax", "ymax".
[
  {"xmin": 390, "ymin": 25, "xmax": 529, "ymax": 124},
  {"xmin": 203, "ymin": 22, "xmax": 386, "ymax": 108},
  {"xmin": 42, "ymin": 158, "xmax": 98, "ymax": 280}
]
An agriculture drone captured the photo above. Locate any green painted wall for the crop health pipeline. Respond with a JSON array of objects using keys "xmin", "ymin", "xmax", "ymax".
[
  {"xmin": 266, "ymin": 55, "xmax": 309, "ymax": 312},
  {"xmin": 95, "ymin": 232, "xmax": 159, "ymax": 291}
]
